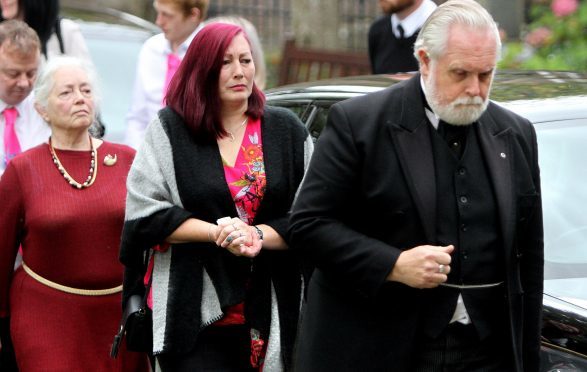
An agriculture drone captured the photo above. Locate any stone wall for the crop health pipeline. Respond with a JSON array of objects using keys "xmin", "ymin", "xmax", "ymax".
[{"xmin": 62, "ymin": 0, "xmax": 525, "ymax": 51}]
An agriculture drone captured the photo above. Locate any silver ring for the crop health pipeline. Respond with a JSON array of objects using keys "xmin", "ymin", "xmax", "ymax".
[
  {"xmin": 232, "ymin": 224, "xmax": 238, "ymax": 231},
  {"xmin": 226, "ymin": 235, "xmax": 234, "ymax": 243},
  {"xmin": 438, "ymin": 264, "xmax": 445, "ymax": 274}
]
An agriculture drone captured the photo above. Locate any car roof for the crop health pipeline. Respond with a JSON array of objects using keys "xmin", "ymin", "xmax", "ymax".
[
  {"xmin": 61, "ymin": 4, "xmax": 159, "ymax": 34},
  {"xmin": 266, "ymin": 70, "xmax": 587, "ymax": 124}
]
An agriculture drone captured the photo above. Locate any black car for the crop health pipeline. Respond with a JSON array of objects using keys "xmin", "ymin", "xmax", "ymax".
[{"xmin": 266, "ymin": 71, "xmax": 587, "ymax": 371}]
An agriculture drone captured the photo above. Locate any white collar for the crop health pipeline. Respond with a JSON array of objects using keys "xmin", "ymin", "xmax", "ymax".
[
  {"xmin": 391, "ymin": 0, "xmax": 437, "ymax": 38},
  {"xmin": 419, "ymin": 75, "xmax": 439, "ymax": 129},
  {"xmin": 0, "ymin": 93, "xmax": 33, "ymax": 114},
  {"xmin": 163, "ymin": 23, "xmax": 203, "ymax": 56}
]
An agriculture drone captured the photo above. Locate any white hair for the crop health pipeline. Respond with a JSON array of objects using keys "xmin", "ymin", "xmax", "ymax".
[
  {"xmin": 413, "ymin": 0, "xmax": 501, "ymax": 63},
  {"xmin": 34, "ymin": 55, "xmax": 101, "ymax": 114}
]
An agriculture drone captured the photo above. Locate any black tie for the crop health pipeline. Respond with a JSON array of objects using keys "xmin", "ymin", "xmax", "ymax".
[{"xmin": 397, "ymin": 24, "xmax": 405, "ymax": 39}]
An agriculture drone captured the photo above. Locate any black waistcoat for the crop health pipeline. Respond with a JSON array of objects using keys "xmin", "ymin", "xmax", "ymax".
[{"xmin": 420, "ymin": 122, "xmax": 506, "ymax": 340}]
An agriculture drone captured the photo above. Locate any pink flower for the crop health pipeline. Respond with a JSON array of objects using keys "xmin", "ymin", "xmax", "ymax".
[
  {"xmin": 551, "ymin": 0, "xmax": 578, "ymax": 17},
  {"xmin": 525, "ymin": 27, "xmax": 552, "ymax": 47}
]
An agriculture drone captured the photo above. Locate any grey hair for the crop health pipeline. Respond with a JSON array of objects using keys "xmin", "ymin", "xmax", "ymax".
[
  {"xmin": 203, "ymin": 15, "xmax": 267, "ymax": 90},
  {"xmin": 34, "ymin": 55, "xmax": 101, "ymax": 115},
  {"xmin": 0, "ymin": 20, "xmax": 40, "ymax": 57},
  {"xmin": 413, "ymin": 0, "xmax": 501, "ymax": 64}
]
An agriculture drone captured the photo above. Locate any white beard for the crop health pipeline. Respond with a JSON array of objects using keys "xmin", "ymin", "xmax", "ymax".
[{"xmin": 424, "ymin": 69, "xmax": 491, "ymax": 126}]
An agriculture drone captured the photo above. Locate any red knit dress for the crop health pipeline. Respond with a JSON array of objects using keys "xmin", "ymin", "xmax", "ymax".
[{"xmin": 0, "ymin": 141, "xmax": 150, "ymax": 372}]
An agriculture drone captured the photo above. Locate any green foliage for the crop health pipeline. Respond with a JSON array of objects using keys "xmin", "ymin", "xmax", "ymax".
[{"xmin": 500, "ymin": 1, "xmax": 587, "ymax": 71}]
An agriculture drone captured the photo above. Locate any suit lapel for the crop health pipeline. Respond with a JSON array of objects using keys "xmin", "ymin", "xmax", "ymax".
[
  {"xmin": 476, "ymin": 110, "xmax": 515, "ymax": 251},
  {"xmin": 385, "ymin": 78, "xmax": 516, "ymax": 249},
  {"xmin": 387, "ymin": 76, "xmax": 437, "ymax": 242}
]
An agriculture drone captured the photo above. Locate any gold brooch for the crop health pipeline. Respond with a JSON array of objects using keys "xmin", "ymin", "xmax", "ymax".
[{"xmin": 103, "ymin": 154, "xmax": 117, "ymax": 166}]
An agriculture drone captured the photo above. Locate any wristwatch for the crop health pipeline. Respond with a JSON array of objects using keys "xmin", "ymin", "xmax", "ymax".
[{"xmin": 253, "ymin": 226, "xmax": 264, "ymax": 240}]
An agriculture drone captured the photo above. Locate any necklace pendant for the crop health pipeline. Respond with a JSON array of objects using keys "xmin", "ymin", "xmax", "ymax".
[{"xmin": 225, "ymin": 117, "xmax": 247, "ymax": 142}]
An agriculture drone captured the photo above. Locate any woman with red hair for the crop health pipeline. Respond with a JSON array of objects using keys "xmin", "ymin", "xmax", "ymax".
[{"xmin": 119, "ymin": 23, "xmax": 313, "ymax": 371}]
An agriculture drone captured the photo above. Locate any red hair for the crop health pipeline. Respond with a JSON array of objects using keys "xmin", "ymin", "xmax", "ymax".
[{"xmin": 165, "ymin": 23, "xmax": 265, "ymax": 143}]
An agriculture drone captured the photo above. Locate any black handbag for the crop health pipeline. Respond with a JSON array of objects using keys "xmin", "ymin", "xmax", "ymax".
[{"xmin": 110, "ymin": 258, "xmax": 153, "ymax": 358}]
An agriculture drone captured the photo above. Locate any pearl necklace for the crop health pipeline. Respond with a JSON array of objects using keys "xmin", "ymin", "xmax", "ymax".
[
  {"xmin": 226, "ymin": 117, "xmax": 248, "ymax": 142},
  {"xmin": 49, "ymin": 135, "xmax": 97, "ymax": 189}
]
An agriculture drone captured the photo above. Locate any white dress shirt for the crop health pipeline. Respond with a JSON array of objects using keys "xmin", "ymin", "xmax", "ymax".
[
  {"xmin": 391, "ymin": 0, "xmax": 437, "ymax": 38},
  {"xmin": 0, "ymin": 94, "xmax": 50, "ymax": 175},
  {"xmin": 124, "ymin": 27, "xmax": 202, "ymax": 149}
]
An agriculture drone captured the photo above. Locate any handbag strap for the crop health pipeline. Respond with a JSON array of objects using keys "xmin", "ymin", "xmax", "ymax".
[
  {"xmin": 111, "ymin": 248, "xmax": 153, "ymax": 358},
  {"xmin": 142, "ymin": 249, "xmax": 153, "ymax": 306}
]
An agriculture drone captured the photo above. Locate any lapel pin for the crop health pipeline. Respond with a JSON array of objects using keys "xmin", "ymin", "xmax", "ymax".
[
  {"xmin": 500, "ymin": 152, "xmax": 507, "ymax": 158},
  {"xmin": 104, "ymin": 154, "xmax": 117, "ymax": 166}
]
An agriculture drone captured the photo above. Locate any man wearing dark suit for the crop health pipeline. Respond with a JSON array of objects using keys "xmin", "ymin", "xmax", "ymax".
[
  {"xmin": 368, "ymin": 0, "xmax": 436, "ymax": 74},
  {"xmin": 289, "ymin": 1, "xmax": 543, "ymax": 371}
]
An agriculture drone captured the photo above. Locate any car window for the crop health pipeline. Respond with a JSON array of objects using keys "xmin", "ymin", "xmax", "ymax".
[
  {"xmin": 77, "ymin": 22, "xmax": 154, "ymax": 143},
  {"xmin": 537, "ymin": 119, "xmax": 587, "ymax": 279},
  {"xmin": 268, "ymin": 100, "xmax": 337, "ymax": 142},
  {"xmin": 268, "ymin": 101, "xmax": 311, "ymax": 122},
  {"xmin": 307, "ymin": 105, "xmax": 332, "ymax": 143}
]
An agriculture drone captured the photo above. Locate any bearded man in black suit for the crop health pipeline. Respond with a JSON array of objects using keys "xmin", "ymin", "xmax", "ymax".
[{"xmin": 289, "ymin": 1, "xmax": 543, "ymax": 371}]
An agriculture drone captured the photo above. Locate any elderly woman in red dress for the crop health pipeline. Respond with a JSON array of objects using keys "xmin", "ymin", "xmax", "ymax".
[{"xmin": 0, "ymin": 56, "xmax": 149, "ymax": 371}]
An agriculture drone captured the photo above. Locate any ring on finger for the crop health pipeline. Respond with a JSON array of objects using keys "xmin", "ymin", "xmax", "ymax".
[
  {"xmin": 226, "ymin": 235, "xmax": 234, "ymax": 243},
  {"xmin": 232, "ymin": 224, "xmax": 238, "ymax": 231},
  {"xmin": 438, "ymin": 264, "xmax": 445, "ymax": 274}
]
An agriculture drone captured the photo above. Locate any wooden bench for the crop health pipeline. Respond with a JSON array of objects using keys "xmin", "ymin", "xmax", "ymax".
[{"xmin": 278, "ymin": 38, "xmax": 371, "ymax": 86}]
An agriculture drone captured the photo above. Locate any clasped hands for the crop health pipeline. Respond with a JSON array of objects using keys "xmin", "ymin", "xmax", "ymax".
[
  {"xmin": 388, "ymin": 244, "xmax": 454, "ymax": 289},
  {"xmin": 210, "ymin": 217, "xmax": 262, "ymax": 258}
]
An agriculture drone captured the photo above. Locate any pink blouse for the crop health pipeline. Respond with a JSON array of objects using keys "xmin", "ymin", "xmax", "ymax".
[
  {"xmin": 223, "ymin": 117, "xmax": 266, "ymax": 224},
  {"xmin": 215, "ymin": 117, "xmax": 266, "ymax": 328}
]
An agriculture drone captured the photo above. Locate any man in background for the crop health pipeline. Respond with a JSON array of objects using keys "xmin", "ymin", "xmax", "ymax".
[
  {"xmin": 125, "ymin": 0, "xmax": 208, "ymax": 149},
  {"xmin": 0, "ymin": 19, "xmax": 48, "ymax": 177},
  {"xmin": 0, "ymin": 19, "xmax": 46, "ymax": 370},
  {"xmin": 368, "ymin": 0, "xmax": 436, "ymax": 74}
]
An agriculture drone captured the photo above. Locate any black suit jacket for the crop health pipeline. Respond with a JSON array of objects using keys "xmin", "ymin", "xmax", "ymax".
[{"xmin": 289, "ymin": 74, "xmax": 543, "ymax": 372}]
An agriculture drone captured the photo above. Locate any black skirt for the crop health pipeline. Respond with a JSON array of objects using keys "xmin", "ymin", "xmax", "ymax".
[{"xmin": 157, "ymin": 325, "xmax": 257, "ymax": 372}]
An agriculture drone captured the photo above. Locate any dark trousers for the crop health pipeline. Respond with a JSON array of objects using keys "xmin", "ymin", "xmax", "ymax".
[
  {"xmin": 157, "ymin": 325, "xmax": 256, "ymax": 372},
  {"xmin": 412, "ymin": 323, "xmax": 513, "ymax": 372},
  {"xmin": 0, "ymin": 317, "xmax": 18, "ymax": 372}
]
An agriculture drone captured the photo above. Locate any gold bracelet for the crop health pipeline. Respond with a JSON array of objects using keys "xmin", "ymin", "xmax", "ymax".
[{"xmin": 22, "ymin": 262, "xmax": 122, "ymax": 296}]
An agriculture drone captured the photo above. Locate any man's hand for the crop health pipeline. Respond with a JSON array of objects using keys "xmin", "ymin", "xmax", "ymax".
[{"xmin": 387, "ymin": 245, "xmax": 454, "ymax": 288}]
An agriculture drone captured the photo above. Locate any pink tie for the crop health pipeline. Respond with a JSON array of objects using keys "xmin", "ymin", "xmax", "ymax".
[
  {"xmin": 162, "ymin": 53, "xmax": 181, "ymax": 104},
  {"xmin": 3, "ymin": 107, "xmax": 21, "ymax": 165}
]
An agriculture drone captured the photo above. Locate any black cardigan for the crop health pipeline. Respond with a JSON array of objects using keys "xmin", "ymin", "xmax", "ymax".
[{"xmin": 120, "ymin": 105, "xmax": 312, "ymax": 369}]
